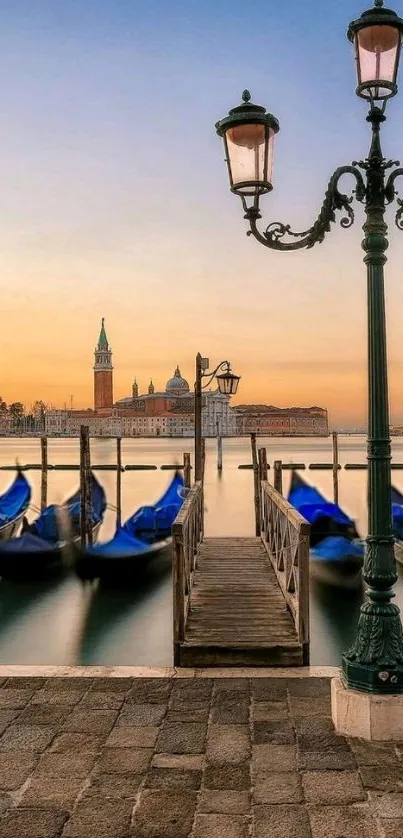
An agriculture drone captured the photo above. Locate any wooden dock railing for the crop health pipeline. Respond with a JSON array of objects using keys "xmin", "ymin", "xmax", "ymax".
[
  {"xmin": 172, "ymin": 481, "xmax": 204, "ymax": 663},
  {"xmin": 260, "ymin": 480, "xmax": 310, "ymax": 663}
]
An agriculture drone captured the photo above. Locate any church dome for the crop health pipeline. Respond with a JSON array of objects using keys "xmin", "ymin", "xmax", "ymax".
[{"xmin": 166, "ymin": 366, "xmax": 190, "ymax": 395}]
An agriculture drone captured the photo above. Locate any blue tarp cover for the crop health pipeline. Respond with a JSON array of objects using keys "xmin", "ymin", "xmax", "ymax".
[
  {"xmin": 288, "ymin": 480, "xmax": 353, "ymax": 527},
  {"xmin": 90, "ymin": 471, "xmax": 185, "ymax": 558},
  {"xmin": 86, "ymin": 529, "xmax": 156, "ymax": 559},
  {"xmin": 0, "ymin": 533, "xmax": 55, "ymax": 554},
  {"xmin": 122, "ymin": 472, "xmax": 184, "ymax": 541},
  {"xmin": 0, "ymin": 470, "xmax": 31, "ymax": 528},
  {"xmin": 311, "ymin": 535, "xmax": 364, "ymax": 563},
  {"xmin": 28, "ymin": 474, "xmax": 106, "ymax": 543},
  {"xmin": 392, "ymin": 486, "xmax": 403, "ymax": 540}
]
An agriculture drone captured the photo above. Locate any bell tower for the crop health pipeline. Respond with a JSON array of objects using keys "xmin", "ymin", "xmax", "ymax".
[{"xmin": 93, "ymin": 318, "xmax": 113, "ymax": 410}]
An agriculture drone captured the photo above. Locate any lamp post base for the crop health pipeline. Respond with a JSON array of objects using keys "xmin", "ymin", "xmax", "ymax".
[
  {"xmin": 341, "ymin": 656, "xmax": 403, "ymax": 694},
  {"xmin": 332, "ymin": 677, "xmax": 403, "ymax": 740}
]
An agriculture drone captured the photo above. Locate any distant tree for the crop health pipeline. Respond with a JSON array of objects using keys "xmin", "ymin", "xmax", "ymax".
[
  {"xmin": 32, "ymin": 400, "xmax": 46, "ymax": 430},
  {"xmin": 8, "ymin": 402, "xmax": 24, "ymax": 419},
  {"xmin": 32, "ymin": 400, "xmax": 46, "ymax": 418},
  {"xmin": 0, "ymin": 398, "xmax": 7, "ymax": 416}
]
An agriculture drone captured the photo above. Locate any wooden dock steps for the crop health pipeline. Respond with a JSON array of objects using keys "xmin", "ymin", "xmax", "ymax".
[{"xmin": 178, "ymin": 537, "xmax": 304, "ymax": 667}]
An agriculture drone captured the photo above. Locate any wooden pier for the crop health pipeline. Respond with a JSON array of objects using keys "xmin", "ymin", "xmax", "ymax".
[{"xmin": 172, "ymin": 469, "xmax": 310, "ymax": 667}]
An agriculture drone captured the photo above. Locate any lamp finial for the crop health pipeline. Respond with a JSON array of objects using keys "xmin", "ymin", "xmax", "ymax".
[
  {"xmin": 374, "ymin": 0, "xmax": 383, "ymax": 7},
  {"xmin": 242, "ymin": 90, "xmax": 251, "ymax": 103}
]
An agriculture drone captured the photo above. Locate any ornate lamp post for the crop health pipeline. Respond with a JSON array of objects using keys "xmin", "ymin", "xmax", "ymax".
[
  {"xmin": 216, "ymin": 0, "xmax": 403, "ymax": 694},
  {"xmin": 194, "ymin": 354, "xmax": 240, "ymax": 481}
]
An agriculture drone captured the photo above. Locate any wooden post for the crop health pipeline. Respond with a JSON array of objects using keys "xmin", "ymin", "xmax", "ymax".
[
  {"xmin": 298, "ymin": 521, "xmax": 311, "ymax": 665},
  {"xmin": 183, "ymin": 452, "xmax": 191, "ymax": 489},
  {"xmin": 258, "ymin": 447, "xmax": 268, "ymax": 481},
  {"xmin": 172, "ymin": 523, "xmax": 185, "ymax": 665},
  {"xmin": 116, "ymin": 436, "xmax": 122, "ymax": 529},
  {"xmin": 332, "ymin": 431, "xmax": 339, "ymax": 505},
  {"xmin": 85, "ymin": 430, "xmax": 92, "ymax": 547},
  {"xmin": 201, "ymin": 438, "xmax": 206, "ymax": 483},
  {"xmin": 216, "ymin": 420, "xmax": 223, "ymax": 472},
  {"xmin": 79, "ymin": 426, "xmax": 87, "ymax": 549},
  {"xmin": 251, "ymin": 433, "xmax": 260, "ymax": 536},
  {"xmin": 274, "ymin": 460, "xmax": 283, "ymax": 495},
  {"xmin": 40, "ymin": 437, "xmax": 48, "ymax": 511},
  {"xmin": 258, "ymin": 448, "xmax": 268, "ymax": 534}
]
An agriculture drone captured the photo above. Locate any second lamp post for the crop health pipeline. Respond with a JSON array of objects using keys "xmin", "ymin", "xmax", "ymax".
[{"xmin": 194, "ymin": 354, "xmax": 240, "ymax": 481}]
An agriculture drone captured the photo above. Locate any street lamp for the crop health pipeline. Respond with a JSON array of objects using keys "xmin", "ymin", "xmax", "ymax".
[
  {"xmin": 216, "ymin": 0, "xmax": 403, "ymax": 695},
  {"xmin": 194, "ymin": 353, "xmax": 240, "ymax": 482}
]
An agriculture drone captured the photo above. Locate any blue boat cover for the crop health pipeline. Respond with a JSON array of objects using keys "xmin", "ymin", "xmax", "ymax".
[
  {"xmin": 392, "ymin": 485, "xmax": 403, "ymax": 540},
  {"xmin": 311, "ymin": 536, "xmax": 364, "ymax": 563},
  {"xmin": 0, "ymin": 470, "xmax": 31, "ymax": 529},
  {"xmin": 288, "ymin": 479, "xmax": 352, "ymax": 527},
  {"xmin": 122, "ymin": 471, "xmax": 185, "ymax": 541},
  {"xmin": 27, "ymin": 474, "xmax": 106, "ymax": 544},
  {"xmin": 86, "ymin": 529, "xmax": 156, "ymax": 559},
  {"xmin": 0, "ymin": 532, "xmax": 55, "ymax": 554},
  {"xmin": 89, "ymin": 471, "xmax": 185, "ymax": 558}
]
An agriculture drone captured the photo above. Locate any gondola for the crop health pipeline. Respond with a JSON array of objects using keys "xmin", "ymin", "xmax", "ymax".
[
  {"xmin": 288, "ymin": 471, "xmax": 364, "ymax": 589},
  {"xmin": 0, "ymin": 474, "xmax": 107, "ymax": 579},
  {"xmin": 392, "ymin": 485, "xmax": 403, "ymax": 566},
  {"xmin": 0, "ymin": 469, "xmax": 31, "ymax": 540},
  {"xmin": 76, "ymin": 470, "xmax": 185, "ymax": 583}
]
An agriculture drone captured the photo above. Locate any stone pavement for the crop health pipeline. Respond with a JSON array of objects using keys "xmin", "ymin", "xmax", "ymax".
[{"xmin": 0, "ymin": 674, "xmax": 399, "ymax": 837}]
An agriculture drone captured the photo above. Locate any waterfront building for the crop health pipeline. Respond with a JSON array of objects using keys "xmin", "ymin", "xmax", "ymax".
[
  {"xmin": 235, "ymin": 405, "xmax": 329, "ymax": 437},
  {"xmin": 115, "ymin": 366, "xmax": 236, "ymax": 437}
]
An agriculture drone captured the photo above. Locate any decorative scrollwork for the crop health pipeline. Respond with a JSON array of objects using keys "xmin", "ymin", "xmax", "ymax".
[
  {"xmin": 246, "ymin": 166, "xmax": 366, "ymax": 251},
  {"xmin": 385, "ymin": 168, "xmax": 403, "ymax": 231}
]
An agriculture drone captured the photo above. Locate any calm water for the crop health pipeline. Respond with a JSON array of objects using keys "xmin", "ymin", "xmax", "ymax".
[{"xmin": 0, "ymin": 435, "xmax": 403, "ymax": 667}]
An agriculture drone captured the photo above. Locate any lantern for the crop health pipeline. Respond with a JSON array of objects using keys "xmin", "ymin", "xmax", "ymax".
[
  {"xmin": 216, "ymin": 367, "xmax": 241, "ymax": 396},
  {"xmin": 348, "ymin": 2, "xmax": 403, "ymax": 100},
  {"xmin": 215, "ymin": 91, "xmax": 279, "ymax": 197}
]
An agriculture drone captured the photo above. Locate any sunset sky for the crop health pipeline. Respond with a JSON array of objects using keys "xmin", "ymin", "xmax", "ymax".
[{"xmin": 2, "ymin": 0, "xmax": 403, "ymax": 426}]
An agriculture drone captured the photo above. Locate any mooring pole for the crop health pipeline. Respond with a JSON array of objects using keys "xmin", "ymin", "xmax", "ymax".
[
  {"xmin": 116, "ymin": 435, "xmax": 122, "ymax": 529},
  {"xmin": 183, "ymin": 452, "xmax": 191, "ymax": 489},
  {"xmin": 251, "ymin": 433, "xmax": 260, "ymax": 536},
  {"xmin": 79, "ymin": 425, "xmax": 87, "ymax": 549},
  {"xmin": 40, "ymin": 436, "xmax": 48, "ymax": 511},
  {"xmin": 274, "ymin": 460, "xmax": 283, "ymax": 495},
  {"xmin": 84, "ymin": 427, "xmax": 93, "ymax": 548},
  {"xmin": 216, "ymin": 420, "xmax": 223, "ymax": 472},
  {"xmin": 332, "ymin": 431, "xmax": 339, "ymax": 505}
]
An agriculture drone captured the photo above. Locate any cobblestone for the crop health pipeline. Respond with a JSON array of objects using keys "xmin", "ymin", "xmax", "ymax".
[
  {"xmin": 0, "ymin": 808, "xmax": 67, "ymax": 838},
  {"xmin": 0, "ymin": 673, "xmax": 397, "ymax": 837},
  {"xmin": 131, "ymin": 788, "xmax": 197, "ymax": 837}
]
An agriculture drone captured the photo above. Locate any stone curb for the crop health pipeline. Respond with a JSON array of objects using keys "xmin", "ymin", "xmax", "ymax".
[{"xmin": 0, "ymin": 665, "xmax": 339, "ymax": 679}]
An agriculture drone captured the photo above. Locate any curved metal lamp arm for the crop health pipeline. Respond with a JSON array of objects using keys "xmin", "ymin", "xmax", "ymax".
[
  {"xmin": 385, "ymin": 168, "xmax": 403, "ymax": 230},
  {"xmin": 245, "ymin": 165, "xmax": 366, "ymax": 251},
  {"xmin": 202, "ymin": 361, "xmax": 230, "ymax": 390}
]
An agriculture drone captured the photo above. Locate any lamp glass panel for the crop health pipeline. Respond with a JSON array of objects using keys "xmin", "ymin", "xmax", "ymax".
[
  {"xmin": 226, "ymin": 124, "xmax": 274, "ymax": 192},
  {"xmin": 217, "ymin": 374, "xmax": 240, "ymax": 395},
  {"xmin": 357, "ymin": 25, "xmax": 400, "ymax": 98}
]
